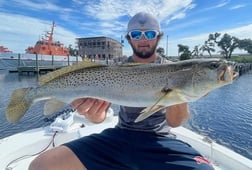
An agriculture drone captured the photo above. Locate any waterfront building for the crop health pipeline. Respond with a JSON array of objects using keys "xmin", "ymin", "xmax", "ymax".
[{"xmin": 76, "ymin": 36, "xmax": 123, "ymax": 61}]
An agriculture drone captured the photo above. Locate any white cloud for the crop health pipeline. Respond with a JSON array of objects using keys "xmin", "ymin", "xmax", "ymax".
[
  {"xmin": 84, "ymin": 0, "xmax": 195, "ymax": 22},
  {"xmin": 85, "ymin": 0, "xmax": 127, "ymax": 20},
  {"xmin": 0, "ymin": 12, "xmax": 77, "ymax": 53},
  {"xmin": 202, "ymin": 0, "xmax": 230, "ymax": 11},
  {"xmin": 215, "ymin": 0, "xmax": 230, "ymax": 8},
  {"xmin": 1, "ymin": 0, "xmax": 251, "ymax": 57},
  {"xmin": 229, "ymin": 4, "xmax": 246, "ymax": 10},
  {"xmin": 223, "ymin": 24, "xmax": 252, "ymax": 39},
  {"xmin": 164, "ymin": 24, "xmax": 252, "ymax": 56},
  {"xmin": 0, "ymin": 0, "xmax": 196, "ymax": 54},
  {"xmin": 11, "ymin": 0, "xmax": 72, "ymax": 12}
]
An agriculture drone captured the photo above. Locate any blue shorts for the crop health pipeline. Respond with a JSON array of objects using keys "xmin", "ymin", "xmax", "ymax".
[{"xmin": 64, "ymin": 127, "xmax": 213, "ymax": 170}]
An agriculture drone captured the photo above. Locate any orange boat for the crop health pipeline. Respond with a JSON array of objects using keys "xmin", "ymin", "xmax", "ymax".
[
  {"xmin": 25, "ymin": 22, "xmax": 69, "ymax": 56},
  {"xmin": 0, "ymin": 46, "xmax": 12, "ymax": 53}
]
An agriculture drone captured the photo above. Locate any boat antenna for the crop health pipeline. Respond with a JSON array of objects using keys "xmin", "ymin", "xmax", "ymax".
[{"xmin": 48, "ymin": 21, "xmax": 55, "ymax": 43}]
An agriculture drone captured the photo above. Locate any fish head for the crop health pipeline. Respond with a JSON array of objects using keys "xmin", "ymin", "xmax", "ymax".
[
  {"xmin": 215, "ymin": 60, "xmax": 238, "ymax": 86},
  {"xmin": 183, "ymin": 59, "xmax": 238, "ymax": 99},
  {"xmin": 203, "ymin": 59, "xmax": 238, "ymax": 88}
]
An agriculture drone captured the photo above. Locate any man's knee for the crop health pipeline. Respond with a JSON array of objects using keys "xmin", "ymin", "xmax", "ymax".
[
  {"xmin": 28, "ymin": 146, "xmax": 65, "ymax": 170},
  {"xmin": 28, "ymin": 152, "xmax": 51, "ymax": 170},
  {"xmin": 29, "ymin": 146, "xmax": 86, "ymax": 170},
  {"xmin": 29, "ymin": 159, "xmax": 42, "ymax": 170}
]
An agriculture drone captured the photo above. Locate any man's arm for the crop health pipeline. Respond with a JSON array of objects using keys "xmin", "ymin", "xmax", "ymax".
[{"xmin": 165, "ymin": 103, "xmax": 190, "ymax": 127}]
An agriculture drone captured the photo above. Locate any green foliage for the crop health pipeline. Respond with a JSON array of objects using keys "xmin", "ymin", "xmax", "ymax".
[
  {"xmin": 180, "ymin": 52, "xmax": 191, "ymax": 60},
  {"xmin": 180, "ymin": 32, "xmax": 252, "ymax": 58},
  {"xmin": 199, "ymin": 41, "xmax": 215, "ymax": 57},
  {"xmin": 156, "ymin": 47, "xmax": 165, "ymax": 57},
  {"xmin": 68, "ymin": 44, "xmax": 78, "ymax": 56},
  {"xmin": 239, "ymin": 39, "xmax": 252, "ymax": 54},
  {"xmin": 177, "ymin": 44, "xmax": 191, "ymax": 60},
  {"xmin": 228, "ymin": 56, "xmax": 252, "ymax": 63},
  {"xmin": 207, "ymin": 32, "xmax": 240, "ymax": 58},
  {"xmin": 218, "ymin": 34, "xmax": 239, "ymax": 58},
  {"xmin": 178, "ymin": 44, "xmax": 189, "ymax": 54}
]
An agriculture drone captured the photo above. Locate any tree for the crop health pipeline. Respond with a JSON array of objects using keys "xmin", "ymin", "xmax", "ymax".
[
  {"xmin": 177, "ymin": 44, "xmax": 191, "ymax": 60},
  {"xmin": 208, "ymin": 32, "xmax": 240, "ymax": 58},
  {"xmin": 208, "ymin": 32, "xmax": 221, "ymax": 43},
  {"xmin": 156, "ymin": 47, "xmax": 165, "ymax": 57},
  {"xmin": 217, "ymin": 33, "xmax": 240, "ymax": 58},
  {"xmin": 68, "ymin": 44, "xmax": 78, "ymax": 56},
  {"xmin": 191, "ymin": 45, "xmax": 200, "ymax": 58},
  {"xmin": 239, "ymin": 39, "xmax": 252, "ymax": 54},
  {"xmin": 199, "ymin": 41, "xmax": 215, "ymax": 57}
]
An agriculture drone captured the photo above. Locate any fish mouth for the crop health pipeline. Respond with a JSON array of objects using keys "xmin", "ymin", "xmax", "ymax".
[
  {"xmin": 232, "ymin": 71, "xmax": 239, "ymax": 80},
  {"xmin": 218, "ymin": 65, "xmax": 238, "ymax": 82}
]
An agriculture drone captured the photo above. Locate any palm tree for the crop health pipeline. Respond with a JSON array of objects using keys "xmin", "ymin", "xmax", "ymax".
[{"xmin": 199, "ymin": 41, "xmax": 215, "ymax": 57}]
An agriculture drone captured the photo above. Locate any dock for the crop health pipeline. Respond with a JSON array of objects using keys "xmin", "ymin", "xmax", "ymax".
[{"xmin": 9, "ymin": 66, "xmax": 65, "ymax": 75}]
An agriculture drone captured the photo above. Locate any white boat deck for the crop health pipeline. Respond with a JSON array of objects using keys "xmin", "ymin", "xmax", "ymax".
[{"xmin": 0, "ymin": 113, "xmax": 251, "ymax": 170}]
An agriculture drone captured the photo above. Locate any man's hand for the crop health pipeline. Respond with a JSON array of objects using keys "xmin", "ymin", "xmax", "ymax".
[{"xmin": 71, "ymin": 98, "xmax": 110, "ymax": 123}]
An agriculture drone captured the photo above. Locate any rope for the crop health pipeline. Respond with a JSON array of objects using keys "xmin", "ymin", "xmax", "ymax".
[{"xmin": 5, "ymin": 131, "xmax": 58, "ymax": 170}]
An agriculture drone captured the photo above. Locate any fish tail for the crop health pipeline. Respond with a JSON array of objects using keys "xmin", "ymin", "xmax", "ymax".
[{"xmin": 6, "ymin": 88, "xmax": 31, "ymax": 123}]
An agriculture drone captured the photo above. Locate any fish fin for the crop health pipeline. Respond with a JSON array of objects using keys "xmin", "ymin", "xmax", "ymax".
[
  {"xmin": 44, "ymin": 99, "xmax": 67, "ymax": 115},
  {"xmin": 5, "ymin": 88, "xmax": 31, "ymax": 123},
  {"xmin": 39, "ymin": 61, "xmax": 107, "ymax": 85},
  {"xmin": 134, "ymin": 88, "xmax": 172, "ymax": 123},
  {"xmin": 134, "ymin": 105, "xmax": 166, "ymax": 123}
]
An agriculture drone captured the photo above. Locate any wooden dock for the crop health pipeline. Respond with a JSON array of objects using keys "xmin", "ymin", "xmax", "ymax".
[{"xmin": 9, "ymin": 66, "xmax": 65, "ymax": 75}]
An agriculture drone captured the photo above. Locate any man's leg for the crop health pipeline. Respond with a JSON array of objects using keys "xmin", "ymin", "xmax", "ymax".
[
  {"xmin": 30, "ymin": 128, "xmax": 134, "ymax": 170},
  {"xmin": 128, "ymin": 131, "xmax": 214, "ymax": 170},
  {"xmin": 29, "ymin": 146, "xmax": 86, "ymax": 170}
]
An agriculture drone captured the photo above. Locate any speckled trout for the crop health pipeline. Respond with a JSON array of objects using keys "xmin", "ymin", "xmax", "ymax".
[{"xmin": 6, "ymin": 59, "xmax": 238, "ymax": 123}]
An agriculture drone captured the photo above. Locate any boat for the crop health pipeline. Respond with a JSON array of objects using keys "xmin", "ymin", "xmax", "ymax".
[
  {"xmin": 0, "ymin": 22, "xmax": 81, "ymax": 70},
  {"xmin": 25, "ymin": 21, "xmax": 69, "ymax": 56},
  {"xmin": 0, "ymin": 108, "xmax": 251, "ymax": 170},
  {"xmin": 0, "ymin": 46, "xmax": 12, "ymax": 53}
]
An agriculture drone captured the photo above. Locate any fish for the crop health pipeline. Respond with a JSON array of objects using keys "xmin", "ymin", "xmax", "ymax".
[{"xmin": 5, "ymin": 58, "xmax": 238, "ymax": 123}]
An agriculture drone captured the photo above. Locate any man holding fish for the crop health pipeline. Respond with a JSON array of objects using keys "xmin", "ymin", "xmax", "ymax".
[{"xmin": 28, "ymin": 12, "xmax": 216, "ymax": 170}]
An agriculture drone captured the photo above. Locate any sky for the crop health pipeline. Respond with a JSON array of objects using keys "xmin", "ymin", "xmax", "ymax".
[{"xmin": 0, "ymin": 0, "xmax": 252, "ymax": 56}]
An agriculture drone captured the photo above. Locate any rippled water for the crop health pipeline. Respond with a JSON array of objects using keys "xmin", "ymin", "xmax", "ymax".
[
  {"xmin": 187, "ymin": 71, "xmax": 252, "ymax": 159},
  {"xmin": 0, "ymin": 69, "xmax": 251, "ymax": 159}
]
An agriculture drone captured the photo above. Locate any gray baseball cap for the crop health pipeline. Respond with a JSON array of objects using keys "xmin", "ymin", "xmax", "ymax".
[{"xmin": 127, "ymin": 12, "xmax": 161, "ymax": 32}]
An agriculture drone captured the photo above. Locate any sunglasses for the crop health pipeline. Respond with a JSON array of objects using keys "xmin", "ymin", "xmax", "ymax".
[{"xmin": 128, "ymin": 30, "xmax": 159, "ymax": 40}]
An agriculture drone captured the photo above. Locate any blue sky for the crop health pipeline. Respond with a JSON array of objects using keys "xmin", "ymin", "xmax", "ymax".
[{"xmin": 0, "ymin": 0, "xmax": 252, "ymax": 56}]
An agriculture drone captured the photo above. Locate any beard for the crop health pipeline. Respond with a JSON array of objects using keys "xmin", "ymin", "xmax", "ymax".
[{"xmin": 131, "ymin": 43, "xmax": 158, "ymax": 59}]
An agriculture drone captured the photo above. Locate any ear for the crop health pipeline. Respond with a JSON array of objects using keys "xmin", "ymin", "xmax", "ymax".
[
  {"xmin": 125, "ymin": 34, "xmax": 131, "ymax": 44},
  {"xmin": 157, "ymin": 31, "xmax": 164, "ymax": 39},
  {"xmin": 157, "ymin": 32, "xmax": 164, "ymax": 44},
  {"xmin": 125, "ymin": 34, "xmax": 130, "ymax": 41}
]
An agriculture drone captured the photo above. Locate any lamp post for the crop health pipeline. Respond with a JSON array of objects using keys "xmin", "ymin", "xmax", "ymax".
[{"xmin": 166, "ymin": 35, "xmax": 168, "ymax": 57}]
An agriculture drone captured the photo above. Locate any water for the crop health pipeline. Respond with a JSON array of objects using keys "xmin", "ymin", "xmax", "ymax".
[
  {"xmin": 187, "ymin": 71, "xmax": 252, "ymax": 159},
  {"xmin": 0, "ymin": 69, "xmax": 251, "ymax": 160}
]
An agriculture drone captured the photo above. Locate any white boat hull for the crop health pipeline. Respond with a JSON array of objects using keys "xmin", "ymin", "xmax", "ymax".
[{"xmin": 0, "ymin": 112, "xmax": 251, "ymax": 170}]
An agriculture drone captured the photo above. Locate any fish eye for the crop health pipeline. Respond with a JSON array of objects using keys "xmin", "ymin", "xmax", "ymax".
[{"xmin": 209, "ymin": 62, "xmax": 220, "ymax": 69}]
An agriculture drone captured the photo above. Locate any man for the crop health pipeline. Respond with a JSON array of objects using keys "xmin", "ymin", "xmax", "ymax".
[{"xmin": 29, "ymin": 12, "xmax": 213, "ymax": 170}]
